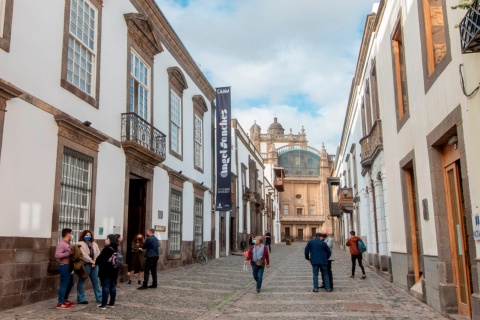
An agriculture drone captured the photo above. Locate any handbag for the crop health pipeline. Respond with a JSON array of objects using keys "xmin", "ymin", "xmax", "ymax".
[{"xmin": 256, "ymin": 259, "xmax": 266, "ymax": 267}]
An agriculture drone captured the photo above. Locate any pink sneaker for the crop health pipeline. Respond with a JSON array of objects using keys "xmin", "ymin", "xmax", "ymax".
[{"xmin": 56, "ymin": 303, "xmax": 72, "ymax": 309}]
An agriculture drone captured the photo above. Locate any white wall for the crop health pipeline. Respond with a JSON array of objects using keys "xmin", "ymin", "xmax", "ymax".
[{"xmin": 0, "ymin": 99, "xmax": 57, "ymax": 237}]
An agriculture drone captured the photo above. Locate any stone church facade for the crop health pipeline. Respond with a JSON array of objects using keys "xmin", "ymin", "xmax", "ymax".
[{"xmin": 249, "ymin": 118, "xmax": 334, "ymax": 241}]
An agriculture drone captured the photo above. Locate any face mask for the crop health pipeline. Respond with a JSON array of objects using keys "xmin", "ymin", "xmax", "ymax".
[
  {"xmin": 70, "ymin": 235, "xmax": 74, "ymax": 242},
  {"xmin": 85, "ymin": 236, "xmax": 92, "ymax": 241},
  {"xmin": 105, "ymin": 239, "xmax": 110, "ymax": 245},
  {"xmin": 252, "ymin": 239, "xmax": 257, "ymax": 244}
]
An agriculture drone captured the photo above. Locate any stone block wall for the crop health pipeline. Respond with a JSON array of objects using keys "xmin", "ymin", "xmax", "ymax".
[{"xmin": 0, "ymin": 237, "xmax": 57, "ymax": 311}]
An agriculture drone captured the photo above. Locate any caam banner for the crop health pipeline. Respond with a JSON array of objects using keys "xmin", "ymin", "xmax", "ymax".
[{"xmin": 215, "ymin": 87, "xmax": 232, "ymax": 211}]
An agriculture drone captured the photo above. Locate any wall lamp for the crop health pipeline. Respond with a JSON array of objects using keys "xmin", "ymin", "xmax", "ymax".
[{"xmin": 341, "ymin": 186, "xmax": 350, "ymax": 197}]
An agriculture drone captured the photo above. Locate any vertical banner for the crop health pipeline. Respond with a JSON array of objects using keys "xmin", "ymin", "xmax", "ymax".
[{"xmin": 215, "ymin": 87, "xmax": 232, "ymax": 211}]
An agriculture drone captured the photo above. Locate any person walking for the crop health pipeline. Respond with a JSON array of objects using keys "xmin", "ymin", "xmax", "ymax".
[
  {"xmin": 321, "ymin": 233, "xmax": 335, "ymax": 289},
  {"xmin": 138, "ymin": 228, "xmax": 159, "ymax": 290},
  {"xmin": 346, "ymin": 230, "xmax": 366, "ymax": 279},
  {"xmin": 264, "ymin": 230, "xmax": 272, "ymax": 252},
  {"xmin": 96, "ymin": 234, "xmax": 120, "ymax": 309},
  {"xmin": 128, "ymin": 233, "xmax": 145, "ymax": 285},
  {"xmin": 54, "ymin": 228, "xmax": 75, "ymax": 309},
  {"xmin": 244, "ymin": 235, "xmax": 270, "ymax": 293},
  {"xmin": 248, "ymin": 233, "xmax": 255, "ymax": 247},
  {"xmin": 77, "ymin": 230, "xmax": 102, "ymax": 304},
  {"xmin": 305, "ymin": 233, "xmax": 332, "ymax": 292}
]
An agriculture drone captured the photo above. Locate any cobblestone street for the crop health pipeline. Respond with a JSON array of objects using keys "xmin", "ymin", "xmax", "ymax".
[{"xmin": 0, "ymin": 242, "xmax": 446, "ymax": 320}]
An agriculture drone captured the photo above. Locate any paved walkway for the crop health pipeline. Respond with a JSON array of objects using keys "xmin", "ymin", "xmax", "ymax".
[{"xmin": 0, "ymin": 242, "xmax": 445, "ymax": 319}]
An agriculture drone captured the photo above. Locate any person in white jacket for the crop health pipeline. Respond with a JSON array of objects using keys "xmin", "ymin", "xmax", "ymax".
[
  {"xmin": 321, "ymin": 233, "xmax": 335, "ymax": 290},
  {"xmin": 77, "ymin": 230, "xmax": 102, "ymax": 304}
]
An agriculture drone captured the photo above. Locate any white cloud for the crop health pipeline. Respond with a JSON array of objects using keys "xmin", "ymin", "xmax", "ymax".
[{"xmin": 155, "ymin": 0, "xmax": 377, "ymax": 154}]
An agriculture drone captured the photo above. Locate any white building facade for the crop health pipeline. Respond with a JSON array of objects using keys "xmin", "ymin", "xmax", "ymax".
[
  {"xmin": 335, "ymin": 1, "xmax": 480, "ymax": 318},
  {"xmin": 0, "ymin": 0, "xmax": 215, "ymax": 309}
]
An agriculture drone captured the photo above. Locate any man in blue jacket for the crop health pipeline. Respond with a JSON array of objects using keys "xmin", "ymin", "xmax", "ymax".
[
  {"xmin": 138, "ymin": 228, "xmax": 159, "ymax": 290},
  {"xmin": 305, "ymin": 233, "xmax": 332, "ymax": 292}
]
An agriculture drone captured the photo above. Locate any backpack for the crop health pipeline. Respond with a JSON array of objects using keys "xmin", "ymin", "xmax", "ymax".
[
  {"xmin": 357, "ymin": 239, "xmax": 367, "ymax": 254},
  {"xmin": 108, "ymin": 248, "xmax": 124, "ymax": 269}
]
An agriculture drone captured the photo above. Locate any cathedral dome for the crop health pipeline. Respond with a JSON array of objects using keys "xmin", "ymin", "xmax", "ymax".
[{"xmin": 268, "ymin": 117, "xmax": 285, "ymax": 135}]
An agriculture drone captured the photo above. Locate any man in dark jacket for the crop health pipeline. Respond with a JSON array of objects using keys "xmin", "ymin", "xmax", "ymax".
[
  {"xmin": 138, "ymin": 228, "xmax": 159, "ymax": 289},
  {"xmin": 305, "ymin": 233, "xmax": 332, "ymax": 292}
]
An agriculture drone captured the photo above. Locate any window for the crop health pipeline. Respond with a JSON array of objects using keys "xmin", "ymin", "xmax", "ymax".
[
  {"xmin": 194, "ymin": 114, "xmax": 203, "ymax": 169},
  {"xmin": 61, "ymin": 0, "xmax": 102, "ymax": 106},
  {"xmin": 194, "ymin": 198, "xmax": 203, "ymax": 248},
  {"xmin": 297, "ymin": 208, "xmax": 303, "ymax": 215},
  {"xmin": 169, "ymin": 190, "xmax": 182, "ymax": 252},
  {"xmin": 422, "ymin": 0, "xmax": 447, "ymax": 75},
  {"xmin": 361, "ymin": 102, "xmax": 367, "ymax": 137},
  {"xmin": 285, "ymin": 227, "xmax": 291, "ymax": 237},
  {"xmin": 170, "ymin": 90, "xmax": 182, "ymax": 155},
  {"xmin": 370, "ymin": 64, "xmax": 380, "ymax": 120},
  {"xmin": 0, "ymin": 0, "xmax": 14, "ymax": 52},
  {"xmin": 392, "ymin": 22, "xmax": 409, "ymax": 125},
  {"xmin": 283, "ymin": 204, "xmax": 289, "ymax": 216},
  {"xmin": 0, "ymin": 0, "xmax": 5, "ymax": 37},
  {"xmin": 67, "ymin": 0, "xmax": 97, "ymax": 96},
  {"xmin": 295, "ymin": 194, "xmax": 302, "ymax": 199},
  {"xmin": 364, "ymin": 82, "xmax": 372, "ymax": 131},
  {"xmin": 58, "ymin": 148, "xmax": 93, "ymax": 243},
  {"xmin": 129, "ymin": 51, "xmax": 150, "ymax": 121}
]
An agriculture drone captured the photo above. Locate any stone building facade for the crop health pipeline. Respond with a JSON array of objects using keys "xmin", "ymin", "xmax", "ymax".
[{"xmin": 249, "ymin": 118, "xmax": 334, "ymax": 241}]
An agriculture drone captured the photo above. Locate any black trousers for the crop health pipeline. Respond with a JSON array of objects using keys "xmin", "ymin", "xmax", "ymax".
[
  {"xmin": 321, "ymin": 260, "xmax": 333, "ymax": 288},
  {"xmin": 351, "ymin": 254, "xmax": 365, "ymax": 276},
  {"xmin": 143, "ymin": 256, "xmax": 159, "ymax": 286},
  {"xmin": 266, "ymin": 243, "xmax": 271, "ymax": 252}
]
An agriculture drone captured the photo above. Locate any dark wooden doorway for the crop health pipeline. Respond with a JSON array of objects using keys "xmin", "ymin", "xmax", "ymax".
[{"xmin": 127, "ymin": 176, "xmax": 147, "ymax": 266}]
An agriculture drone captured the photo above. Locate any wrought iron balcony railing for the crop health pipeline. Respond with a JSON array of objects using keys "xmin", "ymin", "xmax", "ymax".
[
  {"xmin": 121, "ymin": 112, "xmax": 166, "ymax": 158},
  {"xmin": 459, "ymin": 0, "xmax": 480, "ymax": 53},
  {"xmin": 360, "ymin": 120, "xmax": 383, "ymax": 169}
]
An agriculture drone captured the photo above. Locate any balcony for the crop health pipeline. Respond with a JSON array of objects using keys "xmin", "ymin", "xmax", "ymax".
[
  {"xmin": 273, "ymin": 167, "xmax": 285, "ymax": 192},
  {"xmin": 459, "ymin": 1, "xmax": 480, "ymax": 53},
  {"xmin": 360, "ymin": 120, "xmax": 383, "ymax": 169},
  {"xmin": 337, "ymin": 187, "xmax": 353, "ymax": 213},
  {"xmin": 121, "ymin": 112, "xmax": 166, "ymax": 167},
  {"xmin": 281, "ymin": 214, "xmax": 326, "ymax": 223}
]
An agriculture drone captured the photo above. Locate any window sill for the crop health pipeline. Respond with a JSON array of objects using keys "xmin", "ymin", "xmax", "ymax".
[{"xmin": 167, "ymin": 253, "xmax": 181, "ymax": 260}]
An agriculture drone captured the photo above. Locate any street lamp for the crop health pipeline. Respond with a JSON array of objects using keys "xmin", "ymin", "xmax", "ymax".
[{"xmin": 341, "ymin": 186, "xmax": 350, "ymax": 197}]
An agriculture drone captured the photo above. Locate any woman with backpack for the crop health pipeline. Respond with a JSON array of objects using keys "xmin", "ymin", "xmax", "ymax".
[
  {"xmin": 346, "ymin": 231, "xmax": 367, "ymax": 279},
  {"xmin": 95, "ymin": 234, "xmax": 120, "ymax": 309}
]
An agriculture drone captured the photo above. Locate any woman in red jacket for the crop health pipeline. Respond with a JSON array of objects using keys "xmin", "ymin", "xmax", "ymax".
[{"xmin": 244, "ymin": 235, "xmax": 270, "ymax": 293}]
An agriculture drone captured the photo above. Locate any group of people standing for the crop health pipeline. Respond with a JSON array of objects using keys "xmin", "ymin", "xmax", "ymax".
[{"xmin": 54, "ymin": 228, "xmax": 159, "ymax": 310}]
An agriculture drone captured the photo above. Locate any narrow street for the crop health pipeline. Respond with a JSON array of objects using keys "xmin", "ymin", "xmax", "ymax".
[{"xmin": 0, "ymin": 242, "xmax": 445, "ymax": 320}]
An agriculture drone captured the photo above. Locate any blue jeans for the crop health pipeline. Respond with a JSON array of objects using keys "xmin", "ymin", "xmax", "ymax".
[
  {"xmin": 100, "ymin": 278, "xmax": 116, "ymax": 306},
  {"xmin": 312, "ymin": 264, "xmax": 331, "ymax": 290},
  {"xmin": 57, "ymin": 264, "xmax": 74, "ymax": 304},
  {"xmin": 251, "ymin": 263, "xmax": 265, "ymax": 291},
  {"xmin": 77, "ymin": 263, "xmax": 102, "ymax": 303}
]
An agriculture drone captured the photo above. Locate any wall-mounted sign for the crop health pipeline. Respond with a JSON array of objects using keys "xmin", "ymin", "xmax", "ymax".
[
  {"xmin": 155, "ymin": 225, "xmax": 166, "ymax": 232},
  {"xmin": 474, "ymin": 213, "xmax": 480, "ymax": 240},
  {"xmin": 99, "ymin": 227, "xmax": 104, "ymax": 236}
]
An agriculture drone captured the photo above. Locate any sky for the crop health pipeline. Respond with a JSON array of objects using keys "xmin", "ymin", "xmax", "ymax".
[{"xmin": 155, "ymin": 0, "xmax": 378, "ymax": 154}]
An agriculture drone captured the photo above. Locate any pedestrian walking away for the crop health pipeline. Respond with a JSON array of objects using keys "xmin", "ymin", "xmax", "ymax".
[
  {"xmin": 305, "ymin": 232, "xmax": 332, "ymax": 292},
  {"xmin": 54, "ymin": 228, "xmax": 75, "ymax": 309},
  {"xmin": 244, "ymin": 235, "xmax": 270, "ymax": 293},
  {"xmin": 138, "ymin": 228, "xmax": 159, "ymax": 290},
  {"xmin": 346, "ymin": 230, "xmax": 366, "ymax": 279},
  {"xmin": 321, "ymin": 233, "xmax": 335, "ymax": 289},
  {"xmin": 96, "ymin": 234, "xmax": 120, "ymax": 309},
  {"xmin": 77, "ymin": 230, "xmax": 102, "ymax": 304},
  {"xmin": 128, "ymin": 233, "xmax": 145, "ymax": 285},
  {"xmin": 264, "ymin": 229, "xmax": 272, "ymax": 252}
]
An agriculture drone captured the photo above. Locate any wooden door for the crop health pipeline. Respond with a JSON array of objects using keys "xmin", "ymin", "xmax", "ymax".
[
  {"xmin": 443, "ymin": 161, "xmax": 471, "ymax": 317},
  {"xmin": 298, "ymin": 229, "xmax": 303, "ymax": 241}
]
